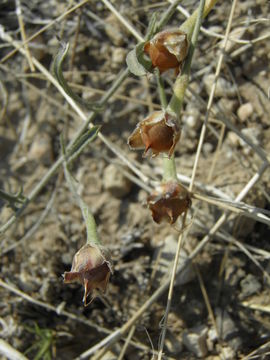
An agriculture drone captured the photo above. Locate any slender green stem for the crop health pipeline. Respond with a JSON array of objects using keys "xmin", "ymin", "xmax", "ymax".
[
  {"xmin": 167, "ymin": 0, "xmax": 217, "ymax": 117},
  {"xmin": 155, "ymin": 69, "xmax": 167, "ymax": 109},
  {"xmin": 163, "ymin": 0, "xmax": 209, "ymax": 181},
  {"xmin": 61, "ymin": 136, "xmax": 100, "ymax": 245},
  {"xmin": 80, "ymin": 202, "xmax": 100, "ymax": 246},
  {"xmin": 156, "ymin": 0, "xmax": 183, "ymax": 32},
  {"xmin": 162, "ymin": 155, "xmax": 177, "ymax": 182},
  {"xmin": 155, "ymin": 68, "xmax": 176, "ymax": 182},
  {"xmin": 180, "ymin": 0, "xmax": 217, "ymax": 42}
]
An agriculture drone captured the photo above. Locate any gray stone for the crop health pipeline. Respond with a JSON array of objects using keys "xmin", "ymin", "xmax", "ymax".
[
  {"xmin": 240, "ymin": 126, "xmax": 261, "ymax": 147},
  {"xmin": 218, "ymin": 98, "xmax": 237, "ymax": 115},
  {"xmin": 240, "ymin": 274, "xmax": 261, "ymax": 298},
  {"xmin": 153, "ymin": 235, "xmax": 195, "ymax": 287},
  {"xmin": 216, "ymin": 308, "xmax": 242, "ymax": 351},
  {"xmin": 182, "ymin": 325, "xmax": 208, "ymax": 358},
  {"xmin": 203, "ymin": 74, "xmax": 237, "ymax": 98},
  {"xmin": 165, "ymin": 331, "xmax": 183, "ymax": 355},
  {"xmin": 103, "ymin": 164, "xmax": 132, "ymax": 198}
]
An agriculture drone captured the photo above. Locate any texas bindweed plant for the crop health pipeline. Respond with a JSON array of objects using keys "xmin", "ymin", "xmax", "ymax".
[{"xmin": 54, "ymin": 0, "xmax": 217, "ymax": 306}]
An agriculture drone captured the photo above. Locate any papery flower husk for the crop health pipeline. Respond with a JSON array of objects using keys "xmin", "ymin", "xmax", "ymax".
[
  {"xmin": 144, "ymin": 29, "xmax": 188, "ymax": 73},
  {"xmin": 64, "ymin": 244, "xmax": 112, "ymax": 306},
  {"xmin": 147, "ymin": 181, "xmax": 191, "ymax": 224},
  {"xmin": 128, "ymin": 111, "xmax": 181, "ymax": 157}
]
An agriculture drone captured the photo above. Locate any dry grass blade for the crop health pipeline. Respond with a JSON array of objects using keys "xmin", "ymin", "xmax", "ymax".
[{"xmin": 0, "ymin": 339, "xmax": 28, "ymax": 360}]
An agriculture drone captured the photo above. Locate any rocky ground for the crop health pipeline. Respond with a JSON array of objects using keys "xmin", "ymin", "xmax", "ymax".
[{"xmin": 0, "ymin": 0, "xmax": 270, "ymax": 359}]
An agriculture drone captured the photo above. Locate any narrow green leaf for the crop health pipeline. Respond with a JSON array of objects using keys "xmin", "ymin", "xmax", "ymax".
[
  {"xmin": 126, "ymin": 42, "xmax": 152, "ymax": 77},
  {"xmin": 53, "ymin": 42, "xmax": 102, "ymax": 111},
  {"xmin": 145, "ymin": 12, "xmax": 158, "ymax": 40}
]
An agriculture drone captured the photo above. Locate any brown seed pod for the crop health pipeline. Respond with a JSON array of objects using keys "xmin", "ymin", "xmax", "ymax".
[
  {"xmin": 64, "ymin": 244, "xmax": 112, "ymax": 306},
  {"xmin": 144, "ymin": 29, "xmax": 188, "ymax": 73},
  {"xmin": 128, "ymin": 111, "xmax": 180, "ymax": 157},
  {"xmin": 147, "ymin": 181, "xmax": 191, "ymax": 224}
]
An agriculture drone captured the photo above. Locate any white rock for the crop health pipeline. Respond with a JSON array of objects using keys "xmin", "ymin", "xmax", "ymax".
[
  {"xmin": 240, "ymin": 126, "xmax": 261, "ymax": 147},
  {"xmin": 237, "ymin": 102, "xmax": 253, "ymax": 122},
  {"xmin": 184, "ymin": 108, "xmax": 201, "ymax": 130},
  {"xmin": 182, "ymin": 325, "xmax": 208, "ymax": 358},
  {"xmin": 112, "ymin": 47, "xmax": 126, "ymax": 68},
  {"xmin": 203, "ymin": 142, "xmax": 214, "ymax": 155},
  {"xmin": 227, "ymin": 131, "xmax": 239, "ymax": 147},
  {"xmin": 220, "ymin": 346, "xmax": 236, "ymax": 360}
]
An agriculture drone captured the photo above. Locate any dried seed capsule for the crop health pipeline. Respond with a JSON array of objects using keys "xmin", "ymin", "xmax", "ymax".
[
  {"xmin": 147, "ymin": 181, "xmax": 191, "ymax": 224},
  {"xmin": 128, "ymin": 111, "xmax": 180, "ymax": 157},
  {"xmin": 64, "ymin": 244, "xmax": 112, "ymax": 306},
  {"xmin": 144, "ymin": 29, "xmax": 188, "ymax": 73}
]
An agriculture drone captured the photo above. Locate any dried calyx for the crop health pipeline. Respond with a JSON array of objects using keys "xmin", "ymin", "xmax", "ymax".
[
  {"xmin": 147, "ymin": 181, "xmax": 191, "ymax": 224},
  {"xmin": 64, "ymin": 244, "xmax": 113, "ymax": 306},
  {"xmin": 144, "ymin": 29, "xmax": 188, "ymax": 74},
  {"xmin": 128, "ymin": 111, "xmax": 181, "ymax": 158}
]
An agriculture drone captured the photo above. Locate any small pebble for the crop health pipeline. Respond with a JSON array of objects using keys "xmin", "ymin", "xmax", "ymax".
[
  {"xmin": 240, "ymin": 274, "xmax": 261, "ymax": 298},
  {"xmin": 203, "ymin": 74, "xmax": 237, "ymax": 98},
  {"xmin": 153, "ymin": 235, "xmax": 195, "ymax": 287},
  {"xmin": 105, "ymin": 14, "xmax": 124, "ymax": 46},
  {"xmin": 203, "ymin": 142, "xmax": 214, "ymax": 156},
  {"xmin": 165, "ymin": 331, "xmax": 183, "ymax": 354},
  {"xmin": 240, "ymin": 126, "xmax": 261, "ymax": 147},
  {"xmin": 182, "ymin": 325, "xmax": 208, "ymax": 358},
  {"xmin": 103, "ymin": 164, "xmax": 132, "ymax": 198},
  {"xmin": 28, "ymin": 134, "xmax": 53, "ymax": 165},
  {"xmin": 112, "ymin": 47, "xmax": 126, "ymax": 68},
  {"xmin": 237, "ymin": 103, "xmax": 253, "ymax": 122},
  {"xmin": 216, "ymin": 308, "xmax": 242, "ymax": 350}
]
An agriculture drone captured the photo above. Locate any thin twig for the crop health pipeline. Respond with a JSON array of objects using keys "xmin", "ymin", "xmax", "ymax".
[
  {"xmin": 157, "ymin": 211, "xmax": 187, "ymax": 359},
  {"xmin": 188, "ymin": 0, "xmax": 238, "ymax": 193},
  {"xmin": 15, "ymin": 0, "xmax": 35, "ymax": 71},
  {"xmin": 0, "ymin": 339, "xmax": 28, "ymax": 360},
  {"xmin": 102, "ymin": 0, "xmax": 144, "ymax": 42},
  {"xmin": 118, "ymin": 326, "xmax": 136, "ymax": 360}
]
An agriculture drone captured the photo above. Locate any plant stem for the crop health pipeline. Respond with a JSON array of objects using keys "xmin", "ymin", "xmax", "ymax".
[
  {"xmin": 167, "ymin": 0, "xmax": 217, "ymax": 117},
  {"xmin": 180, "ymin": 0, "xmax": 217, "ymax": 42},
  {"xmin": 81, "ymin": 202, "xmax": 100, "ymax": 245},
  {"xmin": 155, "ymin": 69, "xmax": 167, "ymax": 109},
  {"xmin": 158, "ymin": 0, "xmax": 208, "ymax": 357},
  {"xmin": 61, "ymin": 136, "xmax": 100, "ymax": 245},
  {"xmin": 163, "ymin": 0, "xmax": 212, "ymax": 182},
  {"xmin": 162, "ymin": 155, "xmax": 177, "ymax": 182}
]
